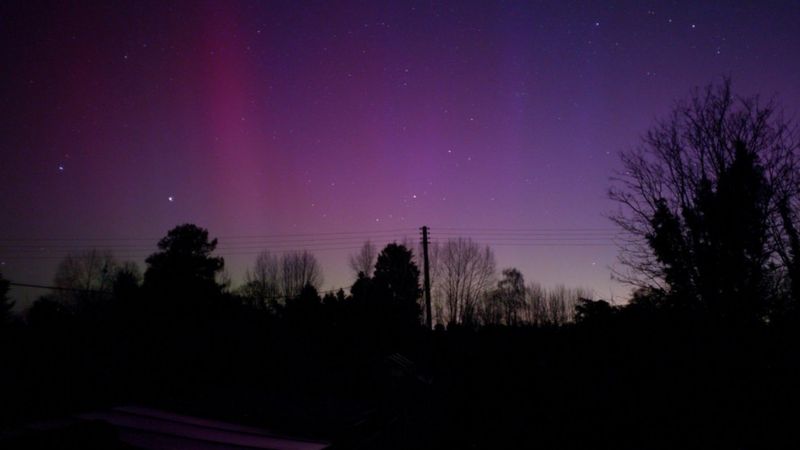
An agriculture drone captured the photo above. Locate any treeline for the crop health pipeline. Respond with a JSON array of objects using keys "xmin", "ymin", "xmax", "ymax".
[
  {"xmin": 2, "ymin": 228, "xmax": 593, "ymax": 332},
  {"xmin": 0, "ymin": 225, "xmax": 429, "ymax": 428},
  {"xmin": 0, "ymin": 222, "xmax": 599, "ymax": 439}
]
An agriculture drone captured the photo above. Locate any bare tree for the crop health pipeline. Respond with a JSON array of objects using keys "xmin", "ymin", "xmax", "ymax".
[
  {"xmin": 348, "ymin": 240, "xmax": 378, "ymax": 278},
  {"xmin": 520, "ymin": 283, "xmax": 591, "ymax": 326},
  {"xmin": 545, "ymin": 285, "xmax": 569, "ymax": 325},
  {"xmin": 281, "ymin": 250, "xmax": 323, "ymax": 299},
  {"xmin": 525, "ymin": 282, "xmax": 548, "ymax": 325},
  {"xmin": 53, "ymin": 249, "xmax": 118, "ymax": 308},
  {"xmin": 434, "ymin": 238, "xmax": 496, "ymax": 326},
  {"xmin": 242, "ymin": 251, "xmax": 281, "ymax": 309}
]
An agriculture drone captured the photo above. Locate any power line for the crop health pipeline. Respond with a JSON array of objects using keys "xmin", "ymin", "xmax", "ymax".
[
  {"xmin": 0, "ymin": 227, "xmax": 627, "ymax": 265},
  {"xmin": 0, "ymin": 237, "xmax": 621, "ymax": 254},
  {"xmin": 0, "ymin": 235, "xmax": 421, "ymax": 250},
  {"xmin": 432, "ymin": 231, "xmax": 623, "ymax": 236},
  {"xmin": 428, "ymin": 236, "xmax": 621, "ymax": 241},
  {"xmin": 8, "ymin": 281, "xmax": 111, "ymax": 293},
  {"xmin": 437, "ymin": 227, "xmax": 617, "ymax": 233},
  {"xmin": 0, "ymin": 241, "xmax": 622, "ymax": 262},
  {"xmin": 6, "ymin": 280, "xmax": 354, "ymax": 303},
  {"xmin": 0, "ymin": 228, "xmax": 420, "ymax": 242},
  {"xmin": 0, "ymin": 246, "xmax": 369, "ymax": 261},
  {"xmin": 0, "ymin": 227, "xmax": 630, "ymax": 243},
  {"xmin": 450, "ymin": 242, "xmax": 616, "ymax": 247},
  {"xmin": 0, "ymin": 234, "xmax": 625, "ymax": 249}
]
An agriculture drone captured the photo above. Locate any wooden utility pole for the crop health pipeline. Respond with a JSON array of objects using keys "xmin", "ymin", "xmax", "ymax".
[{"xmin": 421, "ymin": 226, "xmax": 433, "ymax": 329}]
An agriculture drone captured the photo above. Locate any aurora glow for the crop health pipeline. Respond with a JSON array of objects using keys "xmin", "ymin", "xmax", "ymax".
[{"xmin": 2, "ymin": 1, "xmax": 799, "ymax": 305}]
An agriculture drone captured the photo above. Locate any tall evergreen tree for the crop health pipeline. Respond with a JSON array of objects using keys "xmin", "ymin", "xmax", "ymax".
[
  {"xmin": 144, "ymin": 224, "xmax": 225, "ymax": 298},
  {"xmin": 645, "ymin": 142, "xmax": 772, "ymax": 321},
  {"xmin": 373, "ymin": 243, "xmax": 422, "ymax": 328}
]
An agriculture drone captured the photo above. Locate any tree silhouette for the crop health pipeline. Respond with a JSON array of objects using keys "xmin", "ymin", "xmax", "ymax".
[
  {"xmin": 350, "ymin": 271, "xmax": 374, "ymax": 298},
  {"xmin": 53, "ymin": 249, "xmax": 117, "ymax": 309},
  {"xmin": 610, "ymin": 79, "xmax": 798, "ymax": 321},
  {"xmin": 482, "ymin": 290, "xmax": 504, "ymax": 326},
  {"xmin": 284, "ymin": 283, "xmax": 323, "ymax": 325},
  {"xmin": 348, "ymin": 240, "xmax": 378, "ymax": 279},
  {"xmin": 524, "ymin": 282, "xmax": 547, "ymax": 326},
  {"xmin": 111, "ymin": 261, "xmax": 141, "ymax": 303},
  {"xmin": 435, "ymin": 238, "xmax": 495, "ymax": 326},
  {"xmin": 373, "ymin": 243, "xmax": 422, "ymax": 328},
  {"xmin": 482, "ymin": 269, "xmax": 524, "ymax": 326},
  {"xmin": 143, "ymin": 224, "xmax": 224, "ymax": 297},
  {"xmin": 574, "ymin": 298, "xmax": 615, "ymax": 324},
  {"xmin": 647, "ymin": 142, "xmax": 771, "ymax": 320},
  {"xmin": 545, "ymin": 285, "xmax": 579, "ymax": 325},
  {"xmin": 241, "ymin": 251, "xmax": 281, "ymax": 310},
  {"xmin": 778, "ymin": 198, "xmax": 800, "ymax": 313},
  {"xmin": 0, "ymin": 272, "xmax": 14, "ymax": 326},
  {"xmin": 280, "ymin": 250, "xmax": 322, "ymax": 299},
  {"xmin": 26, "ymin": 296, "xmax": 69, "ymax": 328},
  {"xmin": 495, "ymin": 268, "xmax": 526, "ymax": 326}
]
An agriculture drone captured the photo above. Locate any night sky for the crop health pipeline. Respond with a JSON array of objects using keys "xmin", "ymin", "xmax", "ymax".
[{"xmin": 2, "ymin": 1, "xmax": 799, "ymax": 306}]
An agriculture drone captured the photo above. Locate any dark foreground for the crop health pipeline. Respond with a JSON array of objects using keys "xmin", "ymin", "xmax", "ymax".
[{"xmin": 2, "ymin": 304, "xmax": 799, "ymax": 450}]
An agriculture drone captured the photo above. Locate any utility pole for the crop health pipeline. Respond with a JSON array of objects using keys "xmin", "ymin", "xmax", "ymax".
[{"xmin": 421, "ymin": 226, "xmax": 433, "ymax": 330}]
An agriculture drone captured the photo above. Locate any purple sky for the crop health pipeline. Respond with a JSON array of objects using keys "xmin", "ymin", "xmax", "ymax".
[{"xmin": 2, "ymin": 1, "xmax": 799, "ymax": 306}]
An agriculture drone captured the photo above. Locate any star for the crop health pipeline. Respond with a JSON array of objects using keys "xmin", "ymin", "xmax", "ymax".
[{"xmin": 168, "ymin": 196, "xmax": 174, "ymax": 202}]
